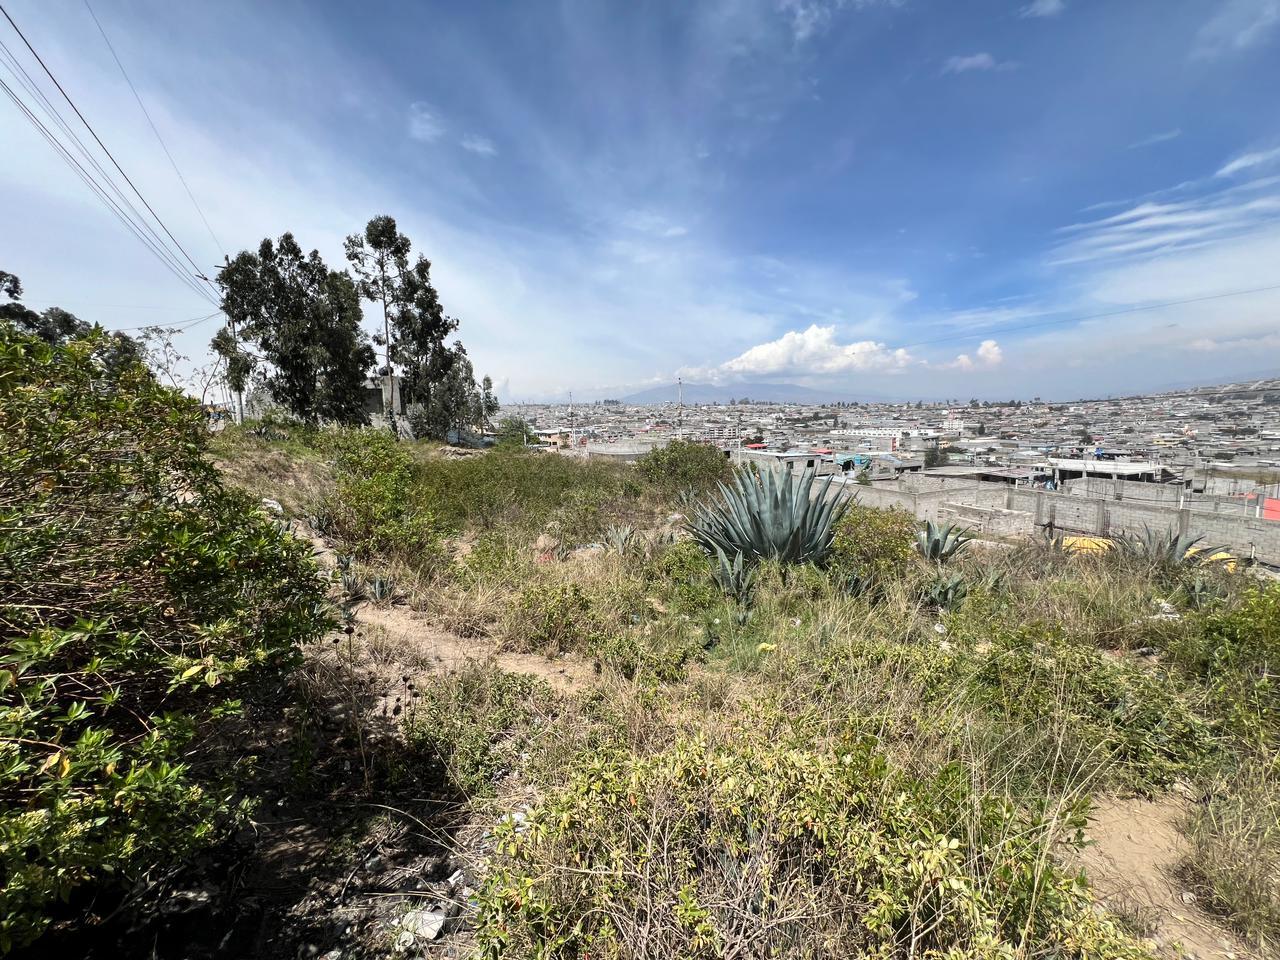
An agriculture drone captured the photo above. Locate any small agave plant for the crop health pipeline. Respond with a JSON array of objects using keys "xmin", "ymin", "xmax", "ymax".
[
  {"xmin": 841, "ymin": 569, "xmax": 883, "ymax": 603},
  {"xmin": 603, "ymin": 524, "xmax": 637, "ymax": 555},
  {"xmin": 916, "ymin": 521, "xmax": 972, "ymax": 564},
  {"xmin": 688, "ymin": 467, "xmax": 849, "ymax": 566},
  {"xmin": 1111, "ymin": 526, "xmax": 1229, "ymax": 570},
  {"xmin": 341, "ymin": 570, "xmax": 366, "ymax": 601},
  {"xmin": 711, "ymin": 546, "xmax": 757, "ymax": 608},
  {"xmin": 921, "ymin": 573, "xmax": 968, "ymax": 611},
  {"xmin": 368, "ymin": 575, "xmax": 396, "ymax": 605}
]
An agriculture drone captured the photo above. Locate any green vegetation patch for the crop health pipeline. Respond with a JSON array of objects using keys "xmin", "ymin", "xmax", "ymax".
[
  {"xmin": 476, "ymin": 723, "xmax": 1152, "ymax": 959},
  {"xmin": 0, "ymin": 328, "xmax": 331, "ymax": 951}
]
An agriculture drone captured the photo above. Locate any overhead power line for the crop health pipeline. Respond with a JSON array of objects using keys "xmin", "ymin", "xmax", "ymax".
[
  {"xmin": 0, "ymin": 2, "xmax": 220, "ymax": 304},
  {"xmin": 82, "ymin": 0, "xmax": 225, "ymax": 259},
  {"xmin": 0, "ymin": 38, "xmax": 209, "ymax": 298},
  {"xmin": 0, "ymin": 71, "xmax": 217, "ymax": 306}
]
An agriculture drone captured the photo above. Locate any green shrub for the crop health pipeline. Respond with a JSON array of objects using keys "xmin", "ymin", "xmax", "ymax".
[
  {"xmin": 0, "ymin": 327, "xmax": 331, "ymax": 951},
  {"xmin": 1176, "ymin": 584, "xmax": 1280, "ymax": 750},
  {"xmin": 476, "ymin": 726, "xmax": 1151, "ymax": 959},
  {"xmin": 414, "ymin": 447, "xmax": 640, "ymax": 539},
  {"xmin": 318, "ymin": 429, "xmax": 445, "ymax": 565},
  {"xmin": 402, "ymin": 666, "xmax": 547, "ymax": 799},
  {"xmin": 967, "ymin": 623, "xmax": 1211, "ymax": 789},
  {"xmin": 590, "ymin": 627, "xmax": 695, "ymax": 683},
  {"xmin": 636, "ymin": 440, "xmax": 731, "ymax": 498},
  {"xmin": 509, "ymin": 583, "xmax": 600, "ymax": 654},
  {"xmin": 653, "ymin": 539, "xmax": 720, "ymax": 613},
  {"xmin": 828, "ymin": 502, "xmax": 918, "ymax": 576}
]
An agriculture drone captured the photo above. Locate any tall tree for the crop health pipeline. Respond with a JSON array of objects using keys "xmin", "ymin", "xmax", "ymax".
[
  {"xmin": 213, "ymin": 234, "xmax": 375, "ymax": 425},
  {"xmin": 346, "ymin": 216, "xmax": 474, "ymax": 437},
  {"xmin": 344, "ymin": 216, "xmax": 411, "ymax": 432}
]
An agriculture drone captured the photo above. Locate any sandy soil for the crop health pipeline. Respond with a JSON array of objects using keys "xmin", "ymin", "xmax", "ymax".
[{"xmin": 1079, "ymin": 795, "xmax": 1260, "ymax": 959}]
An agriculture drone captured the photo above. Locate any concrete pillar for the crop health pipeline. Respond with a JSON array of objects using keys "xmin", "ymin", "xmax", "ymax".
[
  {"xmin": 1096, "ymin": 500, "xmax": 1107, "ymax": 535},
  {"xmin": 1178, "ymin": 508, "xmax": 1190, "ymax": 537}
]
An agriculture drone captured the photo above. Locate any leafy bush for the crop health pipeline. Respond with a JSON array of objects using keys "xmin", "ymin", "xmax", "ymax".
[
  {"xmin": 688, "ymin": 467, "xmax": 849, "ymax": 566},
  {"xmin": 476, "ymin": 727, "xmax": 1151, "ymax": 959},
  {"xmin": 508, "ymin": 583, "xmax": 600, "ymax": 654},
  {"xmin": 1176, "ymin": 584, "xmax": 1280, "ymax": 749},
  {"xmin": 636, "ymin": 440, "xmax": 731, "ymax": 498},
  {"xmin": 827, "ymin": 502, "xmax": 918, "ymax": 576},
  {"xmin": 968, "ymin": 623, "xmax": 1211, "ymax": 789},
  {"xmin": 319, "ymin": 429, "xmax": 445, "ymax": 564},
  {"xmin": 652, "ymin": 539, "xmax": 720, "ymax": 613},
  {"xmin": 0, "ymin": 327, "xmax": 331, "ymax": 951},
  {"xmin": 414, "ymin": 447, "xmax": 641, "ymax": 540},
  {"xmin": 402, "ymin": 666, "xmax": 546, "ymax": 799}
]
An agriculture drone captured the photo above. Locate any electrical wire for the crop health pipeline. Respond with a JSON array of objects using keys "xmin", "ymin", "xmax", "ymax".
[
  {"xmin": 0, "ymin": 2, "xmax": 219, "ymax": 300},
  {"xmin": 0, "ymin": 39, "xmax": 213, "ymax": 303},
  {"xmin": 0, "ymin": 73, "xmax": 217, "ymax": 306},
  {"xmin": 82, "ymin": 0, "xmax": 225, "ymax": 259}
]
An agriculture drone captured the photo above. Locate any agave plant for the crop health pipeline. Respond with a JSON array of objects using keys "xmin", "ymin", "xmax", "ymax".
[
  {"xmin": 368, "ymin": 575, "xmax": 396, "ymax": 605},
  {"xmin": 1180, "ymin": 574, "xmax": 1224, "ymax": 610},
  {"xmin": 916, "ymin": 521, "xmax": 972, "ymax": 564},
  {"xmin": 688, "ymin": 467, "xmax": 849, "ymax": 566},
  {"xmin": 921, "ymin": 573, "xmax": 968, "ymax": 611},
  {"xmin": 603, "ymin": 524, "xmax": 637, "ymax": 555},
  {"xmin": 340, "ymin": 570, "xmax": 366, "ymax": 601},
  {"xmin": 1110, "ymin": 526, "xmax": 1228, "ymax": 569},
  {"xmin": 841, "ymin": 569, "xmax": 883, "ymax": 603},
  {"xmin": 711, "ymin": 546, "xmax": 757, "ymax": 607}
]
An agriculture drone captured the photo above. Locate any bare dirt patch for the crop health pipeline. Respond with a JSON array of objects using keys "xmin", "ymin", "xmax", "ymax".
[{"xmin": 1079, "ymin": 795, "xmax": 1261, "ymax": 959}]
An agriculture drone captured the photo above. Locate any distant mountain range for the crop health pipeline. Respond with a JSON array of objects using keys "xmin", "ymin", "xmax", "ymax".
[{"xmin": 620, "ymin": 382, "xmax": 903, "ymax": 405}]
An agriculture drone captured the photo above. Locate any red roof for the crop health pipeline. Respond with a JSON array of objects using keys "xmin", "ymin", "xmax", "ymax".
[
  {"xmin": 745, "ymin": 442, "xmax": 768, "ymax": 449},
  {"xmin": 813, "ymin": 447, "xmax": 834, "ymax": 454}
]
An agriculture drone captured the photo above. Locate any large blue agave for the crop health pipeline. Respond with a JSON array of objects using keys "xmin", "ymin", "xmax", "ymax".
[{"xmin": 688, "ymin": 467, "xmax": 850, "ymax": 565}]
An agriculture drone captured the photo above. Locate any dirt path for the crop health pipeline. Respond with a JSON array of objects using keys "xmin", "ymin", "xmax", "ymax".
[
  {"xmin": 1079, "ymin": 795, "xmax": 1259, "ymax": 959},
  {"xmin": 356, "ymin": 602, "xmax": 596, "ymax": 694},
  {"xmin": 293, "ymin": 519, "xmax": 595, "ymax": 695}
]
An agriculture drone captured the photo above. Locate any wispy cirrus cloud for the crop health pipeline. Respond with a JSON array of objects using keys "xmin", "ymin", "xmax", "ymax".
[
  {"xmin": 1050, "ymin": 178, "xmax": 1280, "ymax": 266},
  {"xmin": 1019, "ymin": 0, "xmax": 1064, "ymax": 19},
  {"xmin": 1216, "ymin": 146, "xmax": 1280, "ymax": 177},
  {"xmin": 776, "ymin": 0, "xmax": 904, "ymax": 44},
  {"xmin": 941, "ymin": 52, "xmax": 1016, "ymax": 75},
  {"xmin": 1192, "ymin": 0, "xmax": 1279, "ymax": 58},
  {"xmin": 460, "ymin": 134, "xmax": 497, "ymax": 157},
  {"xmin": 407, "ymin": 101, "xmax": 445, "ymax": 142},
  {"xmin": 1128, "ymin": 128, "xmax": 1182, "ymax": 150}
]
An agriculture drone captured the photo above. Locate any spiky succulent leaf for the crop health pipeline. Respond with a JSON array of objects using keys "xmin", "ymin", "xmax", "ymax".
[{"xmin": 688, "ymin": 467, "xmax": 850, "ymax": 566}]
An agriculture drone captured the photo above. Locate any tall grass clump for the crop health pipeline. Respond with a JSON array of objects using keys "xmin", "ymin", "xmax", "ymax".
[{"xmin": 0, "ymin": 326, "xmax": 331, "ymax": 951}]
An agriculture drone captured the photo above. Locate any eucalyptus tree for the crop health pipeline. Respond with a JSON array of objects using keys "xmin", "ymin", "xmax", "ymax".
[{"xmin": 213, "ymin": 234, "xmax": 374, "ymax": 424}]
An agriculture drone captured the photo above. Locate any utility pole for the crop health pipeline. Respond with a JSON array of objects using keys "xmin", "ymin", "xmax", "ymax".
[{"xmin": 677, "ymin": 376, "xmax": 683, "ymax": 440}]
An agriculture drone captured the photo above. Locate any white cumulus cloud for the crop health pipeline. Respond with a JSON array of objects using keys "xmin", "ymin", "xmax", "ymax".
[
  {"xmin": 943, "ymin": 339, "xmax": 1003, "ymax": 370},
  {"xmin": 695, "ymin": 324, "xmax": 914, "ymax": 382}
]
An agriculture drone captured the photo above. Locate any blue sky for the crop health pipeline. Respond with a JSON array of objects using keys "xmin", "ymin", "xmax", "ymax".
[{"xmin": 2, "ymin": 0, "xmax": 1279, "ymax": 401}]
